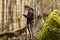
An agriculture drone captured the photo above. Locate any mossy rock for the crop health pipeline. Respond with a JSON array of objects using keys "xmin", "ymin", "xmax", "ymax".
[{"xmin": 36, "ymin": 10, "xmax": 60, "ymax": 40}]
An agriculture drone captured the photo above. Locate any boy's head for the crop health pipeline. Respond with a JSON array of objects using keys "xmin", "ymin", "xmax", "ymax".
[{"xmin": 24, "ymin": 5, "xmax": 30, "ymax": 10}]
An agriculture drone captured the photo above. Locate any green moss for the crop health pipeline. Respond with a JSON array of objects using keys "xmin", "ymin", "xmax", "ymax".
[
  {"xmin": 0, "ymin": 28, "xmax": 9, "ymax": 40},
  {"xmin": 36, "ymin": 10, "xmax": 60, "ymax": 40},
  {"xmin": 0, "ymin": 35, "xmax": 8, "ymax": 40}
]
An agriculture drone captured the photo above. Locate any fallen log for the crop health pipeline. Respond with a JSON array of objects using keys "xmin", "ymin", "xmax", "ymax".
[{"xmin": 0, "ymin": 26, "xmax": 27, "ymax": 40}]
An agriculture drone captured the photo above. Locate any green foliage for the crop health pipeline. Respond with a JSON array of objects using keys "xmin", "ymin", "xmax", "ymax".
[{"xmin": 36, "ymin": 10, "xmax": 60, "ymax": 40}]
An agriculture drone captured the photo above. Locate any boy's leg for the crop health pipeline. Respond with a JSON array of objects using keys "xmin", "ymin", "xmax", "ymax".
[{"xmin": 28, "ymin": 23, "xmax": 34, "ymax": 40}]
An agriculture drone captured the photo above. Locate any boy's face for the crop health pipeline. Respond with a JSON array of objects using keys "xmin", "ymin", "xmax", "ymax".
[
  {"xmin": 24, "ymin": 8, "xmax": 29, "ymax": 15},
  {"xmin": 25, "ymin": 7, "xmax": 29, "ymax": 11}
]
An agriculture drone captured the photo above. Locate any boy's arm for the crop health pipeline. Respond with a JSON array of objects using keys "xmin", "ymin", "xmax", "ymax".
[{"xmin": 23, "ymin": 14, "xmax": 27, "ymax": 18}]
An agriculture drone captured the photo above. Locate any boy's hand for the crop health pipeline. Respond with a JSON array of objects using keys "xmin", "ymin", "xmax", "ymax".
[
  {"xmin": 23, "ymin": 14, "xmax": 26, "ymax": 16},
  {"xmin": 23, "ymin": 14, "xmax": 27, "ymax": 17}
]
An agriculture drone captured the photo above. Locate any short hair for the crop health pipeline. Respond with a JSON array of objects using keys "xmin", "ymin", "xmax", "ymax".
[{"xmin": 25, "ymin": 5, "xmax": 30, "ymax": 8}]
